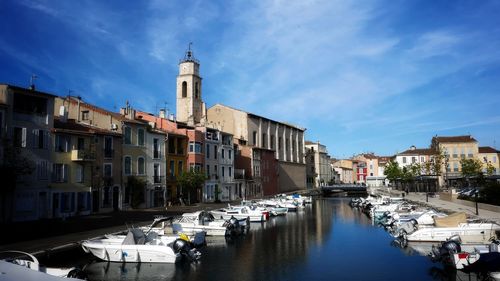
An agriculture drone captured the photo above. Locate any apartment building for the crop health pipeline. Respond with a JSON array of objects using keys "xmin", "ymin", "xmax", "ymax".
[
  {"xmin": 0, "ymin": 84, "xmax": 55, "ymax": 222},
  {"xmin": 478, "ymin": 146, "xmax": 499, "ymax": 175},
  {"xmin": 304, "ymin": 141, "xmax": 333, "ymax": 187},
  {"xmin": 332, "ymin": 159, "xmax": 353, "ymax": 184}
]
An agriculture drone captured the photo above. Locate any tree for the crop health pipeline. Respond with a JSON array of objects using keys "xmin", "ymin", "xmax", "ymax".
[
  {"xmin": 127, "ymin": 176, "xmax": 146, "ymax": 208},
  {"xmin": 460, "ymin": 158, "xmax": 483, "ymax": 187},
  {"xmin": 384, "ymin": 160, "xmax": 401, "ymax": 184},
  {"xmin": 177, "ymin": 170, "xmax": 206, "ymax": 205},
  {"xmin": 485, "ymin": 162, "xmax": 496, "ymax": 176},
  {"xmin": 0, "ymin": 140, "xmax": 35, "ymax": 222}
]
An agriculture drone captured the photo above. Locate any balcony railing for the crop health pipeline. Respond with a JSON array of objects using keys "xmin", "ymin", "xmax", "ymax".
[
  {"xmin": 71, "ymin": 149, "xmax": 96, "ymax": 161},
  {"xmin": 234, "ymin": 169, "xmax": 245, "ymax": 180},
  {"xmin": 104, "ymin": 149, "xmax": 114, "ymax": 159},
  {"xmin": 153, "ymin": 175, "xmax": 164, "ymax": 184}
]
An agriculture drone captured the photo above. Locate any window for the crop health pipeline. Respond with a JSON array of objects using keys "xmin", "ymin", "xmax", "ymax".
[
  {"xmin": 206, "ymin": 165, "xmax": 210, "ymax": 177},
  {"xmin": 195, "ymin": 82, "xmax": 199, "ymax": 99},
  {"xmin": 76, "ymin": 165, "xmax": 84, "ymax": 183},
  {"xmin": 154, "ymin": 163, "xmax": 161, "ymax": 183},
  {"xmin": 452, "ymin": 147, "xmax": 458, "ymax": 158},
  {"xmin": 229, "ymin": 150, "xmax": 232, "ymax": 160},
  {"xmin": 402, "ymin": 157, "xmax": 407, "ymax": 164},
  {"xmin": 262, "ymin": 133, "xmax": 267, "ymax": 148},
  {"xmin": 104, "ymin": 136, "xmax": 113, "ymax": 158},
  {"xmin": 138, "ymin": 128, "xmax": 145, "ymax": 146},
  {"xmin": 124, "ymin": 127, "xmax": 132, "ymax": 144},
  {"xmin": 170, "ymin": 160, "xmax": 175, "ymax": 176},
  {"xmin": 229, "ymin": 167, "xmax": 232, "ymax": 177},
  {"xmin": 214, "ymin": 165, "xmax": 218, "ymax": 178},
  {"xmin": 137, "ymin": 157, "xmax": 145, "ymax": 175},
  {"xmin": 278, "ymin": 137, "xmax": 282, "ymax": 151},
  {"xmin": 33, "ymin": 129, "xmax": 47, "ymax": 149},
  {"xmin": 182, "ymin": 81, "xmax": 187, "ymax": 98},
  {"xmin": 252, "ymin": 131, "xmax": 257, "ymax": 146},
  {"xmin": 104, "ymin": 163, "xmax": 112, "ymax": 178},
  {"xmin": 189, "ymin": 163, "xmax": 202, "ymax": 172},
  {"xmin": 412, "ymin": 157, "xmax": 416, "ymax": 163},
  {"xmin": 13, "ymin": 93, "xmax": 47, "ymax": 115},
  {"xmin": 77, "ymin": 137, "xmax": 85, "ymax": 150},
  {"xmin": 206, "ymin": 144, "xmax": 210, "ymax": 159},
  {"xmin": 37, "ymin": 160, "xmax": 49, "ymax": 180},
  {"xmin": 270, "ymin": 135, "xmax": 275, "ymax": 150},
  {"xmin": 222, "ymin": 167, "xmax": 225, "ymax": 177},
  {"xmin": 214, "ymin": 145, "xmax": 218, "ymax": 159},
  {"xmin": 493, "ymin": 156, "xmax": 497, "ymax": 163},
  {"xmin": 453, "ymin": 162, "xmax": 459, "ymax": 172},
  {"xmin": 14, "ymin": 127, "xmax": 27, "ymax": 148},
  {"xmin": 178, "ymin": 161, "xmax": 183, "ymax": 175},
  {"xmin": 189, "ymin": 142, "xmax": 202, "ymax": 153},
  {"xmin": 153, "ymin": 138, "xmax": 160, "ymax": 159},
  {"xmin": 222, "ymin": 149, "xmax": 225, "ymax": 159},
  {"xmin": 421, "ymin": 157, "xmax": 425, "ymax": 162},
  {"xmin": 124, "ymin": 156, "xmax": 132, "ymax": 175},
  {"xmin": 55, "ymin": 134, "xmax": 70, "ymax": 152},
  {"xmin": 177, "ymin": 138, "xmax": 184, "ymax": 154},
  {"xmin": 168, "ymin": 138, "xmax": 176, "ymax": 154},
  {"xmin": 81, "ymin": 110, "xmax": 89, "ymax": 121},
  {"xmin": 52, "ymin": 164, "xmax": 68, "ymax": 182},
  {"xmin": 286, "ymin": 139, "xmax": 290, "ymax": 152}
]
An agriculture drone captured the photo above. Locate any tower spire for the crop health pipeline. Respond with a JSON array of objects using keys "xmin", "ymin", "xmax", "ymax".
[{"xmin": 181, "ymin": 42, "xmax": 199, "ymax": 63}]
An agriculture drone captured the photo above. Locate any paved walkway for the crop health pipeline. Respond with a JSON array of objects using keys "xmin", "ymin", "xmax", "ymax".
[
  {"xmin": 0, "ymin": 202, "xmax": 231, "ymax": 255},
  {"xmin": 372, "ymin": 187, "xmax": 500, "ymax": 224}
]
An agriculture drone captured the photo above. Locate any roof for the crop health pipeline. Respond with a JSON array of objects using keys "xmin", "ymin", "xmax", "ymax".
[
  {"xmin": 53, "ymin": 118, "xmax": 121, "ymax": 136},
  {"xmin": 433, "ymin": 135, "xmax": 477, "ymax": 143},
  {"xmin": 2, "ymin": 84, "xmax": 57, "ymax": 98},
  {"xmin": 398, "ymin": 148, "xmax": 436, "ymax": 156},
  {"xmin": 210, "ymin": 103, "xmax": 306, "ymax": 131},
  {"xmin": 479, "ymin": 146, "xmax": 500, "ymax": 153}
]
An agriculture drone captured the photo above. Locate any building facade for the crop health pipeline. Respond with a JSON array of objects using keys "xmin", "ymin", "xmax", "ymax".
[{"xmin": 304, "ymin": 141, "xmax": 333, "ymax": 187}]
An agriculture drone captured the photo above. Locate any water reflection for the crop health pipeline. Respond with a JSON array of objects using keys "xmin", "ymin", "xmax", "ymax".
[{"xmin": 49, "ymin": 198, "xmax": 497, "ymax": 281}]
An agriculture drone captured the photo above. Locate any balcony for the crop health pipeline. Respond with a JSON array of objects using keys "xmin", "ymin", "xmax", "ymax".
[
  {"xmin": 234, "ymin": 169, "xmax": 245, "ymax": 180},
  {"xmin": 104, "ymin": 149, "xmax": 114, "ymax": 159},
  {"xmin": 71, "ymin": 149, "xmax": 96, "ymax": 161},
  {"xmin": 153, "ymin": 175, "xmax": 164, "ymax": 184}
]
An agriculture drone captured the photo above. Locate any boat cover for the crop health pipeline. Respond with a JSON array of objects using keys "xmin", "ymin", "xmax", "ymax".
[{"xmin": 434, "ymin": 212, "xmax": 466, "ymax": 227}]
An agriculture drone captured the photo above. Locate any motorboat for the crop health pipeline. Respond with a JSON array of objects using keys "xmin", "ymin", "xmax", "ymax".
[
  {"xmin": 210, "ymin": 205, "xmax": 267, "ymax": 222},
  {"xmin": 430, "ymin": 235, "xmax": 500, "ymax": 271},
  {"xmin": 172, "ymin": 211, "xmax": 248, "ymax": 236},
  {"xmin": 396, "ymin": 213, "xmax": 500, "ymax": 243},
  {"xmin": 82, "ymin": 228, "xmax": 205, "ymax": 263},
  {"xmin": 0, "ymin": 250, "xmax": 85, "ymax": 280}
]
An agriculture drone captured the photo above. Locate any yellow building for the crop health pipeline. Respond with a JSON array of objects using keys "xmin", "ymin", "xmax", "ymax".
[{"xmin": 478, "ymin": 146, "xmax": 500, "ymax": 175}]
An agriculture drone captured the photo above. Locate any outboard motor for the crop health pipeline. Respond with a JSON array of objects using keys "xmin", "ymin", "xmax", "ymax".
[
  {"xmin": 489, "ymin": 239, "xmax": 499, "ymax": 252},
  {"xmin": 172, "ymin": 238, "xmax": 201, "ymax": 261},
  {"xmin": 430, "ymin": 235, "xmax": 462, "ymax": 261},
  {"xmin": 225, "ymin": 216, "xmax": 242, "ymax": 236},
  {"xmin": 67, "ymin": 268, "xmax": 87, "ymax": 280}
]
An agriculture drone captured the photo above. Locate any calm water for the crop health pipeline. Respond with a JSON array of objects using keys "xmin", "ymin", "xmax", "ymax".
[{"xmin": 43, "ymin": 198, "xmax": 492, "ymax": 281}]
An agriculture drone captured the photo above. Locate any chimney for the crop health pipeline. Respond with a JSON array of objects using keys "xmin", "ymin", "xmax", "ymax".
[{"xmin": 159, "ymin": 109, "xmax": 166, "ymax": 118}]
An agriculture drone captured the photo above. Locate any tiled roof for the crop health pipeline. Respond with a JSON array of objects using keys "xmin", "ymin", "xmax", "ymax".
[
  {"xmin": 399, "ymin": 148, "xmax": 436, "ymax": 155},
  {"xmin": 479, "ymin": 146, "xmax": 500, "ymax": 153},
  {"xmin": 53, "ymin": 118, "xmax": 121, "ymax": 136},
  {"xmin": 433, "ymin": 135, "xmax": 477, "ymax": 143}
]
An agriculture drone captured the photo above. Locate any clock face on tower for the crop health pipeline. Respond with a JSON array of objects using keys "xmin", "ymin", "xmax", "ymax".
[{"xmin": 182, "ymin": 65, "xmax": 188, "ymax": 72}]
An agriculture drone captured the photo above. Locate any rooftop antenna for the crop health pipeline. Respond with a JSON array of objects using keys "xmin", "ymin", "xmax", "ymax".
[{"xmin": 29, "ymin": 74, "xmax": 38, "ymax": 90}]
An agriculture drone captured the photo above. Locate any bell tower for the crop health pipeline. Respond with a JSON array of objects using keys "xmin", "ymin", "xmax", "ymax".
[{"xmin": 176, "ymin": 44, "xmax": 205, "ymax": 126}]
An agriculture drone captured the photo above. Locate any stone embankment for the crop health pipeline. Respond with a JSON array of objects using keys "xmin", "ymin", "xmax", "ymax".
[{"xmin": 372, "ymin": 187, "xmax": 500, "ymax": 224}]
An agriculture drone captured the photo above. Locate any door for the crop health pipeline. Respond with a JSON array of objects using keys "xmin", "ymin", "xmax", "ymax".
[
  {"xmin": 92, "ymin": 190, "xmax": 100, "ymax": 212},
  {"xmin": 38, "ymin": 192, "xmax": 47, "ymax": 219}
]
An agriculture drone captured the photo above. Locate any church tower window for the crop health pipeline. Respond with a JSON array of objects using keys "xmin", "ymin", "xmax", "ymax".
[
  {"xmin": 195, "ymin": 82, "xmax": 199, "ymax": 99},
  {"xmin": 182, "ymin": 81, "xmax": 187, "ymax": 98}
]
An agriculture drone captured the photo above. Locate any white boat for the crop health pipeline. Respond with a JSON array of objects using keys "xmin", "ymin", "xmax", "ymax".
[
  {"xmin": 82, "ymin": 229, "xmax": 205, "ymax": 263},
  {"xmin": 0, "ymin": 251, "xmax": 85, "ymax": 280},
  {"xmin": 171, "ymin": 211, "xmax": 248, "ymax": 236},
  {"xmin": 398, "ymin": 221, "xmax": 500, "ymax": 243},
  {"xmin": 210, "ymin": 205, "xmax": 266, "ymax": 222}
]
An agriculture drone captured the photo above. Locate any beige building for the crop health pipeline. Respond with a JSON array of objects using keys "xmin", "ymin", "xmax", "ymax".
[
  {"xmin": 431, "ymin": 135, "xmax": 479, "ymax": 185},
  {"xmin": 478, "ymin": 146, "xmax": 499, "ymax": 175},
  {"xmin": 305, "ymin": 141, "xmax": 333, "ymax": 187},
  {"xmin": 207, "ymin": 104, "xmax": 306, "ymax": 192},
  {"xmin": 332, "ymin": 159, "xmax": 353, "ymax": 184}
]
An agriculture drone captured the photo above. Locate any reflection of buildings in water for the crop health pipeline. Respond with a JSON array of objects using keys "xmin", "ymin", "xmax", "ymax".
[{"xmin": 83, "ymin": 261, "xmax": 176, "ymax": 281}]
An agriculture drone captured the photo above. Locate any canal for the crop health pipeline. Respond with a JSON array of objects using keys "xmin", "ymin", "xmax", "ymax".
[{"xmin": 41, "ymin": 198, "xmax": 491, "ymax": 281}]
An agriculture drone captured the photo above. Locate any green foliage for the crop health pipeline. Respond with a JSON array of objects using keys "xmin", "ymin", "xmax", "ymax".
[
  {"xmin": 0, "ymin": 140, "xmax": 35, "ymax": 193},
  {"xmin": 460, "ymin": 158, "xmax": 483, "ymax": 178},
  {"xmin": 177, "ymin": 170, "xmax": 207, "ymax": 204},
  {"xmin": 485, "ymin": 162, "xmax": 496, "ymax": 176},
  {"xmin": 127, "ymin": 176, "xmax": 146, "ymax": 208},
  {"xmin": 384, "ymin": 160, "xmax": 401, "ymax": 183},
  {"xmin": 430, "ymin": 149, "xmax": 446, "ymax": 176},
  {"xmin": 479, "ymin": 182, "xmax": 500, "ymax": 206}
]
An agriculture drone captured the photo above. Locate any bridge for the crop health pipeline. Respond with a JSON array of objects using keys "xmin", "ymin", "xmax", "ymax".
[{"xmin": 321, "ymin": 185, "xmax": 367, "ymax": 196}]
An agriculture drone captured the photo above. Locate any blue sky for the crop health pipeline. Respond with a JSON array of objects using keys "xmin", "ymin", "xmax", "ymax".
[{"xmin": 1, "ymin": 0, "xmax": 500, "ymax": 158}]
